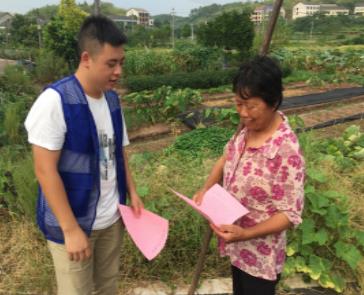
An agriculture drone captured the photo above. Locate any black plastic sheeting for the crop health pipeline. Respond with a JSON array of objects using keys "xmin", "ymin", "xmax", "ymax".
[
  {"xmin": 297, "ymin": 112, "xmax": 364, "ymax": 133},
  {"xmin": 281, "ymin": 87, "xmax": 364, "ymax": 110},
  {"xmin": 179, "ymin": 87, "xmax": 364, "ymax": 129}
]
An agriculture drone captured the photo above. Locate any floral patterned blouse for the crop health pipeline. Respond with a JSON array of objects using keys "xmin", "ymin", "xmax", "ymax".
[{"xmin": 220, "ymin": 113, "xmax": 305, "ymax": 281}]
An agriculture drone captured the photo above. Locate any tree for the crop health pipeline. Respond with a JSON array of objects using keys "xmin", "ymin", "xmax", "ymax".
[
  {"xmin": 43, "ymin": 0, "xmax": 88, "ymax": 68},
  {"xmin": 196, "ymin": 10, "xmax": 254, "ymax": 58},
  {"xmin": 180, "ymin": 24, "xmax": 191, "ymax": 39},
  {"xmin": 9, "ymin": 14, "xmax": 39, "ymax": 47}
]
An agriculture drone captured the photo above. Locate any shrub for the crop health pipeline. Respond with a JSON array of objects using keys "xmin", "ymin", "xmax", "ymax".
[
  {"xmin": 33, "ymin": 49, "xmax": 70, "ymax": 84},
  {"xmin": 123, "ymin": 68, "xmax": 238, "ymax": 92},
  {"xmin": 0, "ymin": 65, "xmax": 36, "ymax": 95}
]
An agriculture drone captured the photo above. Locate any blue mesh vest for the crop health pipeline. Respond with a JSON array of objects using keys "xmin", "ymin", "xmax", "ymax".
[{"xmin": 36, "ymin": 75, "xmax": 127, "ymax": 243}]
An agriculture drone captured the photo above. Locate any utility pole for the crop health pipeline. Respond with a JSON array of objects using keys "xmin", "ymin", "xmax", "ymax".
[
  {"xmin": 310, "ymin": 19, "xmax": 314, "ymax": 40},
  {"xmin": 94, "ymin": 0, "xmax": 101, "ymax": 15},
  {"xmin": 190, "ymin": 23, "xmax": 194, "ymax": 41},
  {"xmin": 171, "ymin": 8, "xmax": 175, "ymax": 48}
]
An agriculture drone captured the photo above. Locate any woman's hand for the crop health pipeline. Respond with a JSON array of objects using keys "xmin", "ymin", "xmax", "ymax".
[
  {"xmin": 210, "ymin": 223, "xmax": 251, "ymax": 243},
  {"xmin": 192, "ymin": 189, "xmax": 208, "ymax": 206}
]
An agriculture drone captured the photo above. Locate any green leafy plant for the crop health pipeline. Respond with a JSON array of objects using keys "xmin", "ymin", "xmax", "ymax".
[
  {"xmin": 124, "ymin": 86, "xmax": 202, "ymax": 123},
  {"xmin": 284, "ymin": 126, "xmax": 364, "ymax": 293}
]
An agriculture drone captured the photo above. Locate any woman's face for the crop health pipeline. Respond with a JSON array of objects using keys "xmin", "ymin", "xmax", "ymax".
[{"xmin": 235, "ymin": 95, "xmax": 276, "ymax": 132}]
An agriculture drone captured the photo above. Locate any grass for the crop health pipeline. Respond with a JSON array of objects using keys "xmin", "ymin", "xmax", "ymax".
[{"xmin": 0, "ymin": 118, "xmax": 363, "ymax": 293}]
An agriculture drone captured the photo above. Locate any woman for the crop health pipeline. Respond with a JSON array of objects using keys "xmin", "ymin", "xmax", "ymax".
[{"xmin": 193, "ymin": 56, "xmax": 305, "ymax": 295}]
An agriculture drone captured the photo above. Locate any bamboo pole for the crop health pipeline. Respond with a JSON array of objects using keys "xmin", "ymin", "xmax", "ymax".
[{"xmin": 260, "ymin": 0, "xmax": 284, "ymax": 56}]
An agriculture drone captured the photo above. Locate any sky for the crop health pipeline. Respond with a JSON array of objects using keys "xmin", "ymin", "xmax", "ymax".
[{"xmin": 0, "ymin": 0, "xmax": 241, "ymax": 17}]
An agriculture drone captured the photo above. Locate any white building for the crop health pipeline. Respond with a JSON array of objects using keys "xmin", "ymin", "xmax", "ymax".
[
  {"xmin": 292, "ymin": 3, "xmax": 320, "ymax": 20},
  {"xmin": 0, "ymin": 12, "xmax": 13, "ymax": 30},
  {"xmin": 320, "ymin": 4, "xmax": 349, "ymax": 16},
  {"xmin": 292, "ymin": 2, "xmax": 350, "ymax": 19},
  {"xmin": 354, "ymin": 3, "xmax": 364, "ymax": 15},
  {"xmin": 251, "ymin": 5, "xmax": 286, "ymax": 24},
  {"xmin": 126, "ymin": 8, "xmax": 152, "ymax": 26}
]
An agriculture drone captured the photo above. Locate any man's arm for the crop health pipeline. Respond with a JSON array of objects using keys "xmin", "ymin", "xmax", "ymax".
[
  {"xmin": 122, "ymin": 148, "xmax": 143, "ymax": 215},
  {"xmin": 32, "ymin": 145, "xmax": 91, "ymax": 261}
]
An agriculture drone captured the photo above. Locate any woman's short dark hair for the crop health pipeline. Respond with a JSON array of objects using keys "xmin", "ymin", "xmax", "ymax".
[
  {"xmin": 233, "ymin": 55, "xmax": 283, "ymax": 110},
  {"xmin": 77, "ymin": 15, "xmax": 127, "ymax": 57}
]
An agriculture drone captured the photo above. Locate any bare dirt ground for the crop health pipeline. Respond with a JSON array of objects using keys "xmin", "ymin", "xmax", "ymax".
[{"xmin": 0, "ymin": 58, "xmax": 16, "ymax": 74}]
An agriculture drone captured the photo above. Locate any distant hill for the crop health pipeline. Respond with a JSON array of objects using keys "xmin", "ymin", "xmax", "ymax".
[
  {"xmin": 19, "ymin": 0, "xmax": 364, "ymax": 24},
  {"xmin": 24, "ymin": 1, "xmax": 126, "ymax": 20},
  {"xmin": 154, "ymin": 0, "xmax": 363, "ymax": 26}
]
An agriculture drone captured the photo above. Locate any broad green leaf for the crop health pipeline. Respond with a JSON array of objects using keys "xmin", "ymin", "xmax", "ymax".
[
  {"xmin": 294, "ymin": 256, "xmax": 310, "ymax": 273},
  {"xmin": 306, "ymin": 168, "xmax": 327, "ymax": 183},
  {"xmin": 286, "ymin": 241, "xmax": 299, "ymax": 257},
  {"xmin": 331, "ymin": 274, "xmax": 346, "ymax": 293},
  {"xmin": 301, "ymin": 219, "xmax": 316, "ymax": 245},
  {"xmin": 319, "ymin": 273, "xmax": 336, "ymax": 290},
  {"xmin": 308, "ymin": 255, "xmax": 324, "ymax": 280},
  {"xmin": 283, "ymin": 257, "xmax": 296, "ymax": 275},
  {"xmin": 315, "ymin": 229, "xmax": 329, "ymax": 246},
  {"xmin": 325, "ymin": 206, "xmax": 349, "ymax": 229},
  {"xmin": 334, "ymin": 241, "xmax": 362, "ymax": 270}
]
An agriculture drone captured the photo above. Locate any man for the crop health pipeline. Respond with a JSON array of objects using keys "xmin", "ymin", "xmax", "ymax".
[{"xmin": 25, "ymin": 15, "xmax": 143, "ymax": 295}]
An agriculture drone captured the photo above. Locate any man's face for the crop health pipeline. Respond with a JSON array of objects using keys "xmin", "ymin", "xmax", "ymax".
[{"xmin": 87, "ymin": 43, "xmax": 125, "ymax": 92}]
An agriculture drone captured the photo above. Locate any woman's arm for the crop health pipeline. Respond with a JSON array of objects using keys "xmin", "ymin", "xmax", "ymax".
[
  {"xmin": 211, "ymin": 212, "xmax": 291, "ymax": 243},
  {"xmin": 193, "ymin": 154, "xmax": 226, "ymax": 205}
]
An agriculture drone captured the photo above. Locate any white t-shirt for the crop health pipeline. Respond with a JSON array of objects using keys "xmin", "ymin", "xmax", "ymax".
[{"xmin": 24, "ymin": 88, "xmax": 129, "ymax": 230}]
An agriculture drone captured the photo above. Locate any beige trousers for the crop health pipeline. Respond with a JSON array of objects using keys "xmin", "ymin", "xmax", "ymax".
[{"xmin": 48, "ymin": 220, "xmax": 124, "ymax": 295}]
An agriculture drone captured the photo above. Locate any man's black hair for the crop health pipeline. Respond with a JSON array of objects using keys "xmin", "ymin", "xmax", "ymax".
[
  {"xmin": 233, "ymin": 56, "xmax": 283, "ymax": 110},
  {"xmin": 77, "ymin": 15, "xmax": 127, "ymax": 57}
]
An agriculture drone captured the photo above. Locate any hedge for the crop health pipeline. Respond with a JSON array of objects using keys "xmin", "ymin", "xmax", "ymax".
[{"xmin": 122, "ymin": 68, "xmax": 238, "ymax": 92}]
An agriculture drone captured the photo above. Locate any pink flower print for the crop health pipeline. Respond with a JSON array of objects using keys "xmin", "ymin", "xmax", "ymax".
[
  {"xmin": 240, "ymin": 216, "xmax": 257, "ymax": 228},
  {"xmin": 288, "ymin": 132, "xmax": 297, "ymax": 143},
  {"xmin": 273, "ymin": 136, "xmax": 284, "ymax": 146},
  {"xmin": 266, "ymin": 155, "xmax": 282, "ymax": 174},
  {"xmin": 224, "ymin": 172, "xmax": 230, "ymax": 184},
  {"xmin": 276, "ymin": 249, "xmax": 286, "ymax": 265},
  {"xmin": 233, "ymin": 260, "xmax": 242, "ymax": 269},
  {"xmin": 238, "ymin": 139, "xmax": 245, "ymax": 153},
  {"xmin": 232, "ymin": 185, "xmax": 239, "ymax": 194},
  {"xmin": 243, "ymin": 162, "xmax": 252, "ymax": 176},
  {"xmin": 295, "ymin": 172, "xmax": 304, "ymax": 181},
  {"xmin": 296, "ymin": 198, "xmax": 303, "ymax": 211},
  {"xmin": 267, "ymin": 205, "xmax": 277, "ymax": 215},
  {"xmin": 288, "ymin": 154, "xmax": 302, "ymax": 169},
  {"xmin": 272, "ymin": 184, "xmax": 285, "ymax": 200},
  {"xmin": 279, "ymin": 166, "xmax": 289, "ymax": 182},
  {"xmin": 226, "ymin": 142, "xmax": 235, "ymax": 161},
  {"xmin": 240, "ymin": 197, "xmax": 249, "ymax": 207},
  {"xmin": 249, "ymin": 186, "xmax": 268, "ymax": 202},
  {"xmin": 254, "ymin": 168, "xmax": 263, "ymax": 176},
  {"xmin": 240, "ymin": 249, "xmax": 257, "ymax": 266},
  {"xmin": 279, "ymin": 124, "xmax": 288, "ymax": 132},
  {"xmin": 257, "ymin": 242, "xmax": 272, "ymax": 256}
]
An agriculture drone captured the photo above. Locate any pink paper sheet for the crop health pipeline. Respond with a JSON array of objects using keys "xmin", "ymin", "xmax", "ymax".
[
  {"xmin": 171, "ymin": 184, "xmax": 249, "ymax": 225},
  {"xmin": 119, "ymin": 205, "xmax": 169, "ymax": 261}
]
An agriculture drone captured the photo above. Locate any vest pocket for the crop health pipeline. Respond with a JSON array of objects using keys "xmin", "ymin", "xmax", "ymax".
[{"xmin": 60, "ymin": 172, "xmax": 93, "ymax": 217}]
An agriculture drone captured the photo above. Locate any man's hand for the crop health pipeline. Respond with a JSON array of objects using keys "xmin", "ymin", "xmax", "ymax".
[
  {"xmin": 63, "ymin": 226, "xmax": 91, "ymax": 262},
  {"xmin": 210, "ymin": 223, "xmax": 251, "ymax": 243},
  {"xmin": 130, "ymin": 193, "xmax": 144, "ymax": 216}
]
